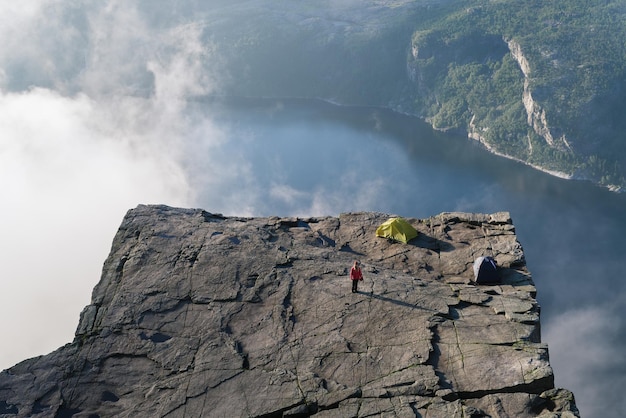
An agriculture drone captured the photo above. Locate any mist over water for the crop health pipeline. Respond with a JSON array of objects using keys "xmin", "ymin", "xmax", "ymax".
[{"xmin": 0, "ymin": 2, "xmax": 624, "ymax": 417}]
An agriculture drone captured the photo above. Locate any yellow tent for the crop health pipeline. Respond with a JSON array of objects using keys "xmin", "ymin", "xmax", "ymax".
[{"xmin": 375, "ymin": 217, "xmax": 418, "ymax": 244}]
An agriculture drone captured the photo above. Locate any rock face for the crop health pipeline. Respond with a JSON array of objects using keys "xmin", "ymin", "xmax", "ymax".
[
  {"xmin": 0, "ymin": 205, "xmax": 579, "ymax": 417},
  {"xmin": 507, "ymin": 39, "xmax": 571, "ymax": 154}
]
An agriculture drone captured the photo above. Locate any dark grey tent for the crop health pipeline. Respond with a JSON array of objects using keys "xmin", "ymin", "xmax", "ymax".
[{"xmin": 473, "ymin": 256, "xmax": 500, "ymax": 284}]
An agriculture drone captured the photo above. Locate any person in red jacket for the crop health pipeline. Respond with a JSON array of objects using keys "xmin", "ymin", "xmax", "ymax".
[{"xmin": 350, "ymin": 260, "xmax": 363, "ymax": 293}]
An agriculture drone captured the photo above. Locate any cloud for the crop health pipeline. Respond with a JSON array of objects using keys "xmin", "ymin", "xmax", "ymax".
[
  {"xmin": 544, "ymin": 306, "xmax": 626, "ymax": 417},
  {"xmin": 0, "ymin": 86, "xmax": 191, "ymax": 369},
  {"xmin": 0, "ymin": 0, "xmax": 227, "ymax": 370},
  {"xmin": 265, "ymin": 169, "xmax": 391, "ymax": 217},
  {"xmin": 308, "ymin": 172, "xmax": 389, "ymax": 216},
  {"xmin": 0, "ymin": 1, "xmax": 89, "ymax": 92},
  {"xmin": 270, "ymin": 183, "xmax": 309, "ymax": 205}
]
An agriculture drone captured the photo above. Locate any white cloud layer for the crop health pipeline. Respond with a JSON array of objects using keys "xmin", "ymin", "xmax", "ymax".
[
  {"xmin": 0, "ymin": 87, "xmax": 192, "ymax": 368},
  {"xmin": 544, "ymin": 305, "xmax": 625, "ymax": 417},
  {"xmin": 0, "ymin": 1, "xmax": 226, "ymax": 370}
]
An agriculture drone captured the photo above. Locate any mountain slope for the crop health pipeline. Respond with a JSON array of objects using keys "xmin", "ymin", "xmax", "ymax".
[
  {"xmin": 201, "ymin": 0, "xmax": 626, "ymax": 190},
  {"xmin": 405, "ymin": 0, "xmax": 626, "ymax": 189}
]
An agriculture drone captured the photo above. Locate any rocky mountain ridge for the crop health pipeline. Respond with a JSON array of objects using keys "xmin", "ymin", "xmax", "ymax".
[{"xmin": 0, "ymin": 205, "xmax": 579, "ymax": 417}]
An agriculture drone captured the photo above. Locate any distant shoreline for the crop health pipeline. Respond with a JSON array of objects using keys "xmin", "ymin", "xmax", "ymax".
[{"xmin": 197, "ymin": 94, "xmax": 621, "ymax": 192}]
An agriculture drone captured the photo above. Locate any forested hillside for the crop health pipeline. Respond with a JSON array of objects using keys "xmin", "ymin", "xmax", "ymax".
[
  {"xmin": 203, "ymin": 0, "xmax": 626, "ymax": 190},
  {"xmin": 406, "ymin": 0, "xmax": 626, "ymax": 189}
]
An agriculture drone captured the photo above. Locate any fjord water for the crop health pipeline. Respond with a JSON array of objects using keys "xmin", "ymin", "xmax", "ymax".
[{"xmin": 197, "ymin": 97, "xmax": 624, "ymax": 417}]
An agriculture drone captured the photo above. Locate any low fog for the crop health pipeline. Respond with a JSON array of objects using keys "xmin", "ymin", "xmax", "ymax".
[
  {"xmin": 1, "ymin": 2, "xmax": 625, "ymax": 417},
  {"xmin": 1, "ymin": 1, "xmax": 220, "ymax": 370}
]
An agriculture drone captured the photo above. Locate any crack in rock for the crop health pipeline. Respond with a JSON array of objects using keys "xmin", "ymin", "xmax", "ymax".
[{"xmin": 0, "ymin": 206, "xmax": 578, "ymax": 417}]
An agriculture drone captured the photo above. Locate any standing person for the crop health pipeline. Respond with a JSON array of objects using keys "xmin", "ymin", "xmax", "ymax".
[{"xmin": 350, "ymin": 260, "xmax": 363, "ymax": 293}]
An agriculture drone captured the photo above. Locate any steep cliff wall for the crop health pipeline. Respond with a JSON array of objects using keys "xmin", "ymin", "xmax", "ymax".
[
  {"xmin": 506, "ymin": 39, "xmax": 572, "ymax": 153},
  {"xmin": 0, "ymin": 205, "xmax": 578, "ymax": 417},
  {"xmin": 402, "ymin": 3, "xmax": 626, "ymax": 190}
]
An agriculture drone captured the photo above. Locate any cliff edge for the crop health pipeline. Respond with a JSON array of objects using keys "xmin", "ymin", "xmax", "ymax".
[{"xmin": 0, "ymin": 205, "xmax": 579, "ymax": 417}]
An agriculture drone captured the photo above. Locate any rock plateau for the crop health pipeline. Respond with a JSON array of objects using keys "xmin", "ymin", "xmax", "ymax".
[{"xmin": 0, "ymin": 205, "xmax": 579, "ymax": 417}]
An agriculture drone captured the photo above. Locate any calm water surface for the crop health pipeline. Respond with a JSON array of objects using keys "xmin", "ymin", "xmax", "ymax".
[{"xmin": 194, "ymin": 97, "xmax": 625, "ymax": 417}]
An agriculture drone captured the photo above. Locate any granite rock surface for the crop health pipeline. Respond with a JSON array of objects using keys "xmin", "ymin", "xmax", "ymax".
[{"xmin": 0, "ymin": 205, "xmax": 579, "ymax": 417}]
